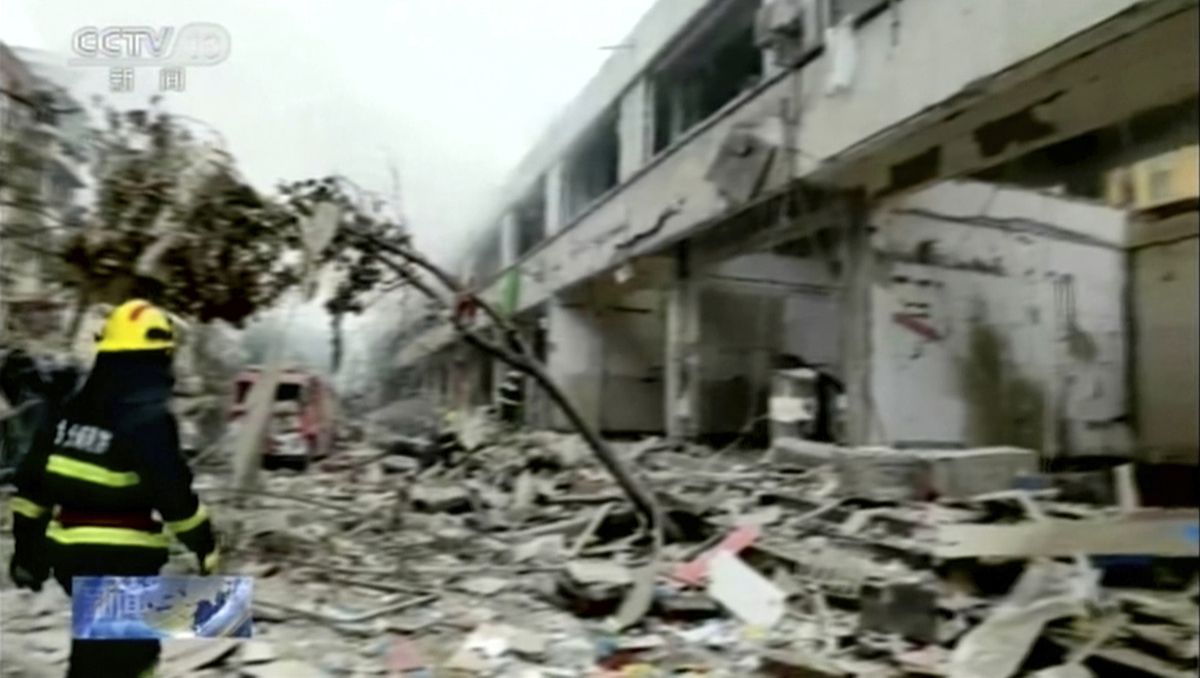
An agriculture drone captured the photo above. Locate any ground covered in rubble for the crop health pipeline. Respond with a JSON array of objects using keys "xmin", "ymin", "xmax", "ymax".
[{"xmin": 2, "ymin": 415, "xmax": 1198, "ymax": 677}]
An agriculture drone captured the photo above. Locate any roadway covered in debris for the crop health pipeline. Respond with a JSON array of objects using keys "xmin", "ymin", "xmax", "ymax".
[
  {"xmin": 3, "ymin": 0, "xmax": 1199, "ymax": 676},
  {"xmin": 5, "ymin": 408, "xmax": 1195, "ymax": 677}
]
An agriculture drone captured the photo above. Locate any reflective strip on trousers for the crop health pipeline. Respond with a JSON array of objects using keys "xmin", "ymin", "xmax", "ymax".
[
  {"xmin": 46, "ymin": 454, "xmax": 141, "ymax": 487},
  {"xmin": 10, "ymin": 495, "xmax": 48, "ymax": 519},
  {"xmin": 46, "ymin": 521, "xmax": 169, "ymax": 549},
  {"xmin": 165, "ymin": 504, "xmax": 209, "ymax": 535}
]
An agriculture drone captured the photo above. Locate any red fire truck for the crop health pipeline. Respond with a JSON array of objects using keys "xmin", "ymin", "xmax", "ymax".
[{"xmin": 230, "ymin": 368, "xmax": 337, "ymax": 470}]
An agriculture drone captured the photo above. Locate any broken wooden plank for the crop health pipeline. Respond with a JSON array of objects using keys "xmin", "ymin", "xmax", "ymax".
[
  {"xmin": 759, "ymin": 649, "xmax": 850, "ymax": 678},
  {"xmin": 1045, "ymin": 635, "xmax": 1196, "ymax": 678},
  {"xmin": 612, "ymin": 562, "xmax": 658, "ymax": 630},
  {"xmin": 934, "ymin": 510, "xmax": 1199, "ymax": 559},
  {"xmin": 566, "ymin": 559, "xmax": 632, "ymax": 586},
  {"xmin": 255, "ymin": 593, "xmax": 438, "ymax": 627},
  {"xmin": 509, "ymin": 515, "xmax": 594, "ymax": 539},
  {"xmin": 567, "ymin": 502, "xmax": 616, "ymax": 559}
]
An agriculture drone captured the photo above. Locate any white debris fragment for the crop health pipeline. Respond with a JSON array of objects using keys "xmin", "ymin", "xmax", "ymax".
[{"xmin": 707, "ymin": 551, "xmax": 786, "ymax": 628}]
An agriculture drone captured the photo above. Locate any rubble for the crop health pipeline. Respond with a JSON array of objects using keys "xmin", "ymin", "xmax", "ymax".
[{"xmin": 3, "ymin": 416, "xmax": 1197, "ymax": 677}]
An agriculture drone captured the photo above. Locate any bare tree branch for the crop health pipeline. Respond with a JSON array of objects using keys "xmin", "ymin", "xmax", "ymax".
[{"xmin": 343, "ymin": 224, "xmax": 670, "ymax": 537}]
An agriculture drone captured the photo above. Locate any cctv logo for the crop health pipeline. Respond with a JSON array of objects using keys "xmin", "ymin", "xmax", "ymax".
[{"xmin": 70, "ymin": 23, "xmax": 231, "ymax": 67}]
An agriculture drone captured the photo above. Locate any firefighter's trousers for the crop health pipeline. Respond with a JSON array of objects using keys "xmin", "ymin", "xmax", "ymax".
[{"xmin": 52, "ymin": 543, "xmax": 169, "ymax": 678}]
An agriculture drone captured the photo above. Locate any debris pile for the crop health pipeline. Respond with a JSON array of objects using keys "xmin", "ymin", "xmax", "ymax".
[{"xmin": 2, "ymin": 417, "xmax": 1197, "ymax": 677}]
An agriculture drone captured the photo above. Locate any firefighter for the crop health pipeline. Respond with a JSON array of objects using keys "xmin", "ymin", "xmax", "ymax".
[
  {"xmin": 427, "ymin": 409, "xmax": 465, "ymax": 468},
  {"xmin": 1, "ymin": 348, "xmax": 43, "ymax": 470},
  {"xmin": 496, "ymin": 368, "xmax": 525, "ymax": 426},
  {"xmin": 495, "ymin": 332, "xmax": 526, "ymax": 426},
  {"xmin": 8, "ymin": 299, "xmax": 218, "ymax": 678}
]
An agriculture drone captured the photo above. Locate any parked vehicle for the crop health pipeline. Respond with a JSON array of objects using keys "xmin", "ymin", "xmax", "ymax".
[{"xmin": 229, "ymin": 368, "xmax": 337, "ymax": 470}]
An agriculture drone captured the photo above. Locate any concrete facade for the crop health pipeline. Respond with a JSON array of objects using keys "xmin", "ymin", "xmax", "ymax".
[
  {"xmin": 547, "ymin": 286, "xmax": 666, "ymax": 434},
  {"xmin": 1, "ymin": 43, "xmax": 90, "ymax": 343},
  {"xmin": 454, "ymin": 0, "xmax": 1196, "ymax": 319},
  {"xmin": 392, "ymin": 0, "xmax": 1198, "ymax": 461},
  {"xmin": 1129, "ymin": 213, "xmax": 1199, "ymax": 464}
]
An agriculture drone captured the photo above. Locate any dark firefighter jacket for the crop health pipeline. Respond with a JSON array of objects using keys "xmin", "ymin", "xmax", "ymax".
[
  {"xmin": 9, "ymin": 351, "xmax": 215, "ymax": 576},
  {"xmin": 496, "ymin": 369, "xmax": 525, "ymax": 422}
]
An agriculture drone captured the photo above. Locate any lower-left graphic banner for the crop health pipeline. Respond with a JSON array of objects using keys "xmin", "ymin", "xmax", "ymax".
[{"xmin": 72, "ymin": 576, "xmax": 254, "ymax": 639}]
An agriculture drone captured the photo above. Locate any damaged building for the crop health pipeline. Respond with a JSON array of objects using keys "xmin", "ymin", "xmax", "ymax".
[
  {"xmin": 395, "ymin": 0, "xmax": 1199, "ymax": 473},
  {"xmin": 0, "ymin": 43, "xmax": 91, "ymax": 343},
  {"xmin": 3, "ymin": 3, "xmax": 1199, "ymax": 675}
]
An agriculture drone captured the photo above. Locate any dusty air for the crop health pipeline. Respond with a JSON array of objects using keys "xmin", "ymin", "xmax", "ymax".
[{"xmin": 1, "ymin": 0, "xmax": 1197, "ymax": 676}]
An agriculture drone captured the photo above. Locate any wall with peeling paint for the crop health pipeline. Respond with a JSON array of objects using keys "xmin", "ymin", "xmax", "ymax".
[
  {"xmin": 867, "ymin": 181, "xmax": 1131, "ymax": 457},
  {"xmin": 828, "ymin": 2, "xmax": 1198, "ymax": 194},
  {"xmin": 502, "ymin": 0, "xmax": 1168, "ymax": 316},
  {"xmin": 397, "ymin": 0, "xmax": 1182, "ymax": 367}
]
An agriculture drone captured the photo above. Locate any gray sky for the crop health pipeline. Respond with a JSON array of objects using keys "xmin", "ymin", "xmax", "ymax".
[{"xmin": 0, "ymin": 0, "xmax": 655, "ymax": 265}]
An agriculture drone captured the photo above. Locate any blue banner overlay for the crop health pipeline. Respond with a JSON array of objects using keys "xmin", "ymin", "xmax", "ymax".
[{"xmin": 72, "ymin": 576, "xmax": 253, "ymax": 639}]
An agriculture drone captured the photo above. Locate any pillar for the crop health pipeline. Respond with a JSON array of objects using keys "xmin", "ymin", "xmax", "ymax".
[
  {"xmin": 499, "ymin": 211, "xmax": 518, "ymax": 269},
  {"xmin": 544, "ymin": 164, "xmax": 565, "ymax": 236},
  {"xmin": 665, "ymin": 244, "xmax": 700, "ymax": 439},
  {"xmin": 838, "ymin": 192, "xmax": 874, "ymax": 445},
  {"xmin": 618, "ymin": 79, "xmax": 650, "ymax": 182},
  {"xmin": 546, "ymin": 294, "xmax": 605, "ymax": 431}
]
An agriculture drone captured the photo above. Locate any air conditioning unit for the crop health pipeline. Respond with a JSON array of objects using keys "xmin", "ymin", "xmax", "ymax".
[{"xmin": 1106, "ymin": 145, "xmax": 1199, "ymax": 211}]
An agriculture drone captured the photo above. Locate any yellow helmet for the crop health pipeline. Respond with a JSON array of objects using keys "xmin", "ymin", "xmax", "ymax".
[{"xmin": 96, "ymin": 299, "xmax": 176, "ymax": 352}]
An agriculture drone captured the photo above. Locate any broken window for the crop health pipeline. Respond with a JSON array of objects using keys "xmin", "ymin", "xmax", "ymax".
[
  {"xmin": 514, "ymin": 176, "xmax": 546, "ymax": 257},
  {"xmin": 826, "ymin": 0, "xmax": 890, "ymax": 26},
  {"xmin": 562, "ymin": 108, "xmax": 619, "ymax": 221},
  {"xmin": 470, "ymin": 227, "xmax": 503, "ymax": 283},
  {"xmin": 973, "ymin": 98, "xmax": 1199, "ymax": 200},
  {"xmin": 652, "ymin": 0, "xmax": 764, "ymax": 154}
]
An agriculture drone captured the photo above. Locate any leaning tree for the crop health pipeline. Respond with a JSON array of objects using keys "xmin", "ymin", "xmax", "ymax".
[
  {"xmin": 4, "ymin": 99, "xmax": 669, "ymax": 566},
  {"xmin": 277, "ymin": 176, "xmax": 670, "ymax": 547}
]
